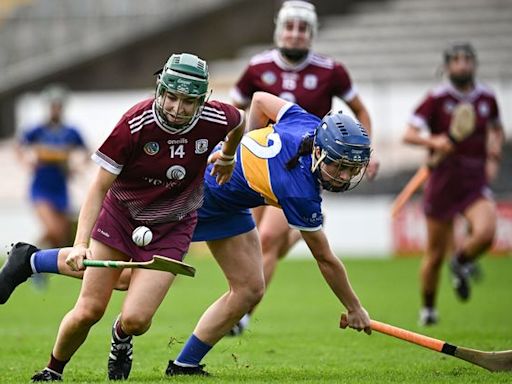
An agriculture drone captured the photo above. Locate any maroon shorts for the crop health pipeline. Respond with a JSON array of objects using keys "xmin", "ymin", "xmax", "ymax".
[
  {"xmin": 423, "ymin": 156, "xmax": 491, "ymax": 221},
  {"xmin": 91, "ymin": 199, "xmax": 197, "ymax": 262}
]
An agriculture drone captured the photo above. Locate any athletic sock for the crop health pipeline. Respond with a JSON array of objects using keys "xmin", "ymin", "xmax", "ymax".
[
  {"xmin": 423, "ymin": 292, "xmax": 435, "ymax": 308},
  {"xmin": 239, "ymin": 313, "xmax": 250, "ymax": 329},
  {"xmin": 47, "ymin": 353, "xmax": 69, "ymax": 375},
  {"xmin": 114, "ymin": 316, "xmax": 131, "ymax": 341},
  {"xmin": 455, "ymin": 250, "xmax": 470, "ymax": 264},
  {"xmin": 32, "ymin": 249, "xmax": 60, "ymax": 274},
  {"xmin": 175, "ymin": 334, "xmax": 212, "ymax": 367}
]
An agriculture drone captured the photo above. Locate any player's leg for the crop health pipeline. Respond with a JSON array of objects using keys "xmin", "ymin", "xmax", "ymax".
[
  {"xmin": 32, "ymin": 240, "xmax": 124, "ymax": 380},
  {"xmin": 419, "ymin": 217, "xmax": 453, "ymax": 325},
  {"xmin": 33, "ymin": 201, "xmax": 70, "ymax": 248},
  {"xmin": 0, "ymin": 244, "xmax": 131, "ymax": 304},
  {"xmin": 450, "ymin": 197, "xmax": 496, "ymax": 300},
  {"xmin": 108, "ymin": 268, "xmax": 175, "ymax": 380},
  {"xmin": 166, "ymin": 229, "xmax": 264, "ymax": 376},
  {"xmin": 229, "ymin": 207, "xmax": 300, "ymax": 335},
  {"xmin": 259, "ymin": 206, "xmax": 297, "ymax": 282}
]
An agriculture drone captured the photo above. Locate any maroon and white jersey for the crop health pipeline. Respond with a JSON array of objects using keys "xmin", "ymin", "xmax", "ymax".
[
  {"xmin": 409, "ymin": 82, "xmax": 502, "ymax": 220},
  {"xmin": 410, "ymin": 82, "xmax": 501, "ymax": 160},
  {"xmin": 92, "ymin": 98, "xmax": 243, "ymax": 224},
  {"xmin": 230, "ymin": 49, "xmax": 356, "ymax": 117}
]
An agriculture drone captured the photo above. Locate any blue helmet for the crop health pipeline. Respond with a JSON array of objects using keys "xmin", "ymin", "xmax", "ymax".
[{"xmin": 312, "ymin": 112, "xmax": 371, "ymax": 192}]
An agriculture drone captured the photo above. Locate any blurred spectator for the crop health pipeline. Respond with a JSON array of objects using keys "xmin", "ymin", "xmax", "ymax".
[{"xmin": 16, "ymin": 85, "xmax": 89, "ymax": 248}]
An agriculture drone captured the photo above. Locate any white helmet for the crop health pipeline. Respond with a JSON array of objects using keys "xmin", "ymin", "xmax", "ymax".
[{"xmin": 274, "ymin": 1, "xmax": 318, "ymax": 49}]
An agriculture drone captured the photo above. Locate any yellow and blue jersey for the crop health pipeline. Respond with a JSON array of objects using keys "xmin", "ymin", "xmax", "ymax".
[
  {"xmin": 194, "ymin": 104, "xmax": 323, "ymax": 242},
  {"xmin": 21, "ymin": 123, "xmax": 86, "ymax": 212}
]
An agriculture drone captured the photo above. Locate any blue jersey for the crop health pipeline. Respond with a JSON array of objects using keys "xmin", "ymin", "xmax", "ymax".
[
  {"xmin": 194, "ymin": 104, "xmax": 323, "ymax": 241},
  {"xmin": 21, "ymin": 122, "xmax": 86, "ymax": 211}
]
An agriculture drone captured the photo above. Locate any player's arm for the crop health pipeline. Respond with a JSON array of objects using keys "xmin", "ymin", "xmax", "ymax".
[
  {"xmin": 67, "ymin": 167, "xmax": 116, "ymax": 271},
  {"xmin": 403, "ymin": 123, "xmax": 453, "ymax": 155},
  {"xmin": 486, "ymin": 120, "xmax": 505, "ymax": 182},
  {"xmin": 346, "ymin": 96, "xmax": 372, "ymax": 137},
  {"xmin": 300, "ymin": 228, "xmax": 371, "ymax": 334},
  {"xmin": 247, "ymin": 92, "xmax": 288, "ymax": 131},
  {"xmin": 209, "ymin": 110, "xmax": 246, "ymax": 185}
]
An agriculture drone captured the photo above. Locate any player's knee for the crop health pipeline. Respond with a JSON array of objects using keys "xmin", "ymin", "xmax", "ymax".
[
  {"xmin": 260, "ymin": 231, "xmax": 284, "ymax": 255},
  {"xmin": 243, "ymin": 280, "xmax": 265, "ymax": 307},
  {"xmin": 75, "ymin": 303, "xmax": 106, "ymax": 326},
  {"xmin": 477, "ymin": 228, "xmax": 495, "ymax": 250},
  {"xmin": 114, "ymin": 273, "xmax": 131, "ymax": 291},
  {"xmin": 121, "ymin": 315, "xmax": 151, "ymax": 336}
]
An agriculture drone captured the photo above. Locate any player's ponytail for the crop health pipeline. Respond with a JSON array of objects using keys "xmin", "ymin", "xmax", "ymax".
[{"xmin": 286, "ymin": 135, "xmax": 314, "ymax": 170}]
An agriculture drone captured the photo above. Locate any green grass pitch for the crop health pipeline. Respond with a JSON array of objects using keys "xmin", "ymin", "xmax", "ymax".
[{"xmin": 1, "ymin": 254, "xmax": 511, "ymax": 383}]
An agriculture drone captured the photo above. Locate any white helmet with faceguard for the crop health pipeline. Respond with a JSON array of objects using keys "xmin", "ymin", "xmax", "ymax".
[
  {"xmin": 312, "ymin": 112, "xmax": 371, "ymax": 192},
  {"xmin": 155, "ymin": 53, "xmax": 209, "ymax": 134},
  {"xmin": 274, "ymin": 1, "xmax": 318, "ymax": 62}
]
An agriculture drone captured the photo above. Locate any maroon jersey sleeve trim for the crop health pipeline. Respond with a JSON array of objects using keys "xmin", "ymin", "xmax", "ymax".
[{"xmin": 91, "ymin": 151, "xmax": 122, "ymax": 175}]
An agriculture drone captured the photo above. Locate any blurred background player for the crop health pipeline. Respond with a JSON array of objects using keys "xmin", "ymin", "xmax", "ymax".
[
  {"xmin": 16, "ymin": 85, "xmax": 89, "ymax": 248},
  {"xmin": 228, "ymin": 0, "xmax": 378, "ymax": 335},
  {"xmin": 402, "ymin": 42, "xmax": 504, "ymax": 326}
]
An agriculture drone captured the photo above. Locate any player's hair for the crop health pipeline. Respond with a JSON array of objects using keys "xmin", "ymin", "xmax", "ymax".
[
  {"xmin": 443, "ymin": 42, "xmax": 477, "ymax": 64},
  {"xmin": 286, "ymin": 135, "xmax": 314, "ymax": 170}
]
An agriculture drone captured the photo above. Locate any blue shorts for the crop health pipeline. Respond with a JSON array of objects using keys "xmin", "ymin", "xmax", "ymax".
[
  {"xmin": 192, "ymin": 184, "xmax": 255, "ymax": 242},
  {"xmin": 30, "ymin": 165, "xmax": 69, "ymax": 212}
]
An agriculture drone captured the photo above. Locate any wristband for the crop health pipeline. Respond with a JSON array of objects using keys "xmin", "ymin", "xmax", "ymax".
[
  {"xmin": 220, "ymin": 150, "xmax": 235, "ymax": 160},
  {"xmin": 215, "ymin": 157, "xmax": 235, "ymax": 166}
]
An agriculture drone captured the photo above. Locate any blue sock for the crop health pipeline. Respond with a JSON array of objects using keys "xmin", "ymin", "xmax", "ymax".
[
  {"xmin": 175, "ymin": 334, "xmax": 212, "ymax": 366},
  {"xmin": 32, "ymin": 249, "xmax": 60, "ymax": 274}
]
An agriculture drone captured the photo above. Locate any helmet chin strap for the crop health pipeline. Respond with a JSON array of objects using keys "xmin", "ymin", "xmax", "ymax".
[{"xmin": 311, "ymin": 148, "xmax": 326, "ymax": 173}]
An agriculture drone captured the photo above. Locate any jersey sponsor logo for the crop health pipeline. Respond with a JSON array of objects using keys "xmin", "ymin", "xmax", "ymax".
[
  {"xmin": 96, "ymin": 228, "xmax": 111, "ymax": 238},
  {"xmin": 143, "ymin": 176, "xmax": 181, "ymax": 189},
  {"xmin": 261, "ymin": 71, "xmax": 277, "ymax": 85},
  {"xmin": 195, "ymin": 139, "xmax": 209, "ymax": 154},
  {"xmin": 303, "ymin": 74, "xmax": 318, "ymax": 90},
  {"xmin": 166, "ymin": 165, "xmax": 186, "ymax": 180},
  {"xmin": 303, "ymin": 212, "xmax": 322, "ymax": 225},
  {"xmin": 144, "ymin": 142, "xmax": 160, "ymax": 155},
  {"xmin": 167, "ymin": 138, "xmax": 188, "ymax": 145},
  {"xmin": 478, "ymin": 101, "xmax": 490, "ymax": 117}
]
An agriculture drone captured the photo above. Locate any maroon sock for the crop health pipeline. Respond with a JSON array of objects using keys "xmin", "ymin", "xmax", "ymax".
[
  {"xmin": 455, "ymin": 250, "xmax": 470, "ymax": 264},
  {"xmin": 115, "ymin": 318, "xmax": 130, "ymax": 340},
  {"xmin": 423, "ymin": 292, "xmax": 435, "ymax": 308},
  {"xmin": 47, "ymin": 353, "xmax": 69, "ymax": 375}
]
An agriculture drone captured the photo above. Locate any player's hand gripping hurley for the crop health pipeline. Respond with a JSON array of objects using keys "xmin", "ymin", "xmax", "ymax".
[
  {"xmin": 341, "ymin": 314, "xmax": 512, "ymax": 372},
  {"xmin": 390, "ymin": 103, "xmax": 476, "ymax": 218}
]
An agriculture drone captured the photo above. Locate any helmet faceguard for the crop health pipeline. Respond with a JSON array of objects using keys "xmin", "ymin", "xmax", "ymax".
[
  {"xmin": 443, "ymin": 42, "xmax": 477, "ymax": 88},
  {"xmin": 312, "ymin": 113, "xmax": 371, "ymax": 192},
  {"xmin": 155, "ymin": 53, "xmax": 209, "ymax": 134},
  {"xmin": 274, "ymin": 1, "xmax": 318, "ymax": 62}
]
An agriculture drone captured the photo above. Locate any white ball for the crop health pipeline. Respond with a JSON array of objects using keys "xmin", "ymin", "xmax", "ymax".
[{"xmin": 132, "ymin": 226, "xmax": 153, "ymax": 247}]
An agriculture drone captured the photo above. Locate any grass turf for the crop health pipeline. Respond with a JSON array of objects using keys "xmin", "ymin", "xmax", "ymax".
[{"xmin": 0, "ymin": 254, "xmax": 511, "ymax": 383}]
